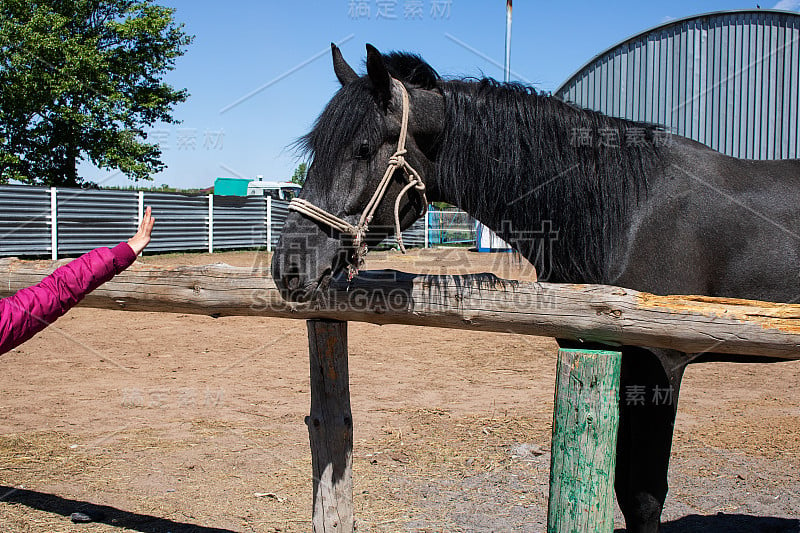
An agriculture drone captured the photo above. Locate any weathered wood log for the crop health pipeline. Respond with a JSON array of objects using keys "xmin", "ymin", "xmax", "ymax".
[
  {"xmin": 1, "ymin": 258, "xmax": 799, "ymax": 358},
  {"xmin": 306, "ymin": 319, "xmax": 353, "ymax": 533},
  {"xmin": 547, "ymin": 348, "xmax": 622, "ymax": 533}
]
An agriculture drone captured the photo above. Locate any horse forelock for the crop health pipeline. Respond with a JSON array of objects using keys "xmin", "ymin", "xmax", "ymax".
[
  {"xmin": 380, "ymin": 52, "xmax": 441, "ymax": 89},
  {"xmin": 295, "ymin": 78, "xmax": 386, "ymax": 193},
  {"xmin": 296, "ymin": 52, "xmax": 440, "ymax": 195}
]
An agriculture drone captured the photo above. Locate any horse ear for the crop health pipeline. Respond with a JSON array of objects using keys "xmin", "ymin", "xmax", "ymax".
[
  {"xmin": 366, "ymin": 43, "xmax": 392, "ymax": 105},
  {"xmin": 331, "ymin": 43, "xmax": 358, "ymax": 86}
]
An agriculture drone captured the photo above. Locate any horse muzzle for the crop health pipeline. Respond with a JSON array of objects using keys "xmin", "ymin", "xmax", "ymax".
[{"xmin": 271, "ymin": 217, "xmax": 353, "ymax": 302}]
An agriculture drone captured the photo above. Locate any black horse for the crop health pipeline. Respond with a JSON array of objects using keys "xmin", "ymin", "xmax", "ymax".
[{"xmin": 272, "ymin": 44, "xmax": 800, "ymax": 532}]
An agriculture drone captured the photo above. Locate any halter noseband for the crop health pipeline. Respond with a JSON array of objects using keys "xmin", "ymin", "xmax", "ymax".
[{"xmin": 288, "ymin": 78, "xmax": 428, "ymax": 279}]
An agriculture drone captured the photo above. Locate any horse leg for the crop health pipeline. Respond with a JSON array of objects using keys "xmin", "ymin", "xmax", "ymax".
[{"xmin": 615, "ymin": 346, "xmax": 688, "ymax": 533}]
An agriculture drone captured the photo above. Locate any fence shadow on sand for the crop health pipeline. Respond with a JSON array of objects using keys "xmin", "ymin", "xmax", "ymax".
[{"xmin": 0, "ymin": 485, "xmax": 236, "ymax": 533}]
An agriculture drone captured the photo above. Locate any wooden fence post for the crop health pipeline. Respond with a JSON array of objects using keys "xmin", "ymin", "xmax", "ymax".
[
  {"xmin": 547, "ymin": 348, "xmax": 622, "ymax": 532},
  {"xmin": 306, "ymin": 319, "xmax": 354, "ymax": 532}
]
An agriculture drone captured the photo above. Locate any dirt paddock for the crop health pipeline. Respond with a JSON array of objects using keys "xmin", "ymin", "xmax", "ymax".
[{"xmin": 1, "ymin": 249, "xmax": 798, "ymax": 532}]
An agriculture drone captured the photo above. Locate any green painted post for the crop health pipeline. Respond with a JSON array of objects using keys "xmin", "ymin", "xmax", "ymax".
[{"xmin": 547, "ymin": 348, "xmax": 622, "ymax": 533}]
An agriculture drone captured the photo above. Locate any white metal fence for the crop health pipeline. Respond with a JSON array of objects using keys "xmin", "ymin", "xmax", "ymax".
[
  {"xmin": 0, "ymin": 185, "xmax": 475, "ymax": 258},
  {"xmin": 0, "ymin": 185, "xmax": 270, "ymax": 258}
]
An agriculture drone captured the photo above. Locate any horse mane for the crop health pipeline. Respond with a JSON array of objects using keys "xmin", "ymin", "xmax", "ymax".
[{"xmin": 433, "ymin": 79, "xmax": 664, "ymax": 283}]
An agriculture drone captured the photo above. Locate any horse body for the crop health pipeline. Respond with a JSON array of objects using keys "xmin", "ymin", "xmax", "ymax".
[
  {"xmin": 609, "ymin": 138, "xmax": 800, "ymax": 302},
  {"xmin": 272, "ymin": 44, "xmax": 800, "ymax": 532},
  {"xmin": 427, "ymin": 80, "xmax": 800, "ymax": 304}
]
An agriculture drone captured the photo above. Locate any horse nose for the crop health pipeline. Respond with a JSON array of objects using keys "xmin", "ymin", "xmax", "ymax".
[
  {"xmin": 272, "ymin": 255, "xmax": 306, "ymax": 301},
  {"xmin": 285, "ymin": 270, "xmax": 302, "ymax": 291}
]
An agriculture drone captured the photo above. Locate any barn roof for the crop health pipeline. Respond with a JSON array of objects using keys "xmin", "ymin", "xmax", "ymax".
[{"xmin": 554, "ymin": 9, "xmax": 800, "ymax": 159}]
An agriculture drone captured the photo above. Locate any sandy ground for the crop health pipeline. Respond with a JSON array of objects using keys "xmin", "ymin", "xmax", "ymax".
[{"xmin": 0, "ymin": 249, "xmax": 798, "ymax": 532}]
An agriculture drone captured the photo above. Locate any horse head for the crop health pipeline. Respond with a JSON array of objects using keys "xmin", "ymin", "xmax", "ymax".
[{"xmin": 272, "ymin": 44, "xmax": 444, "ymax": 301}]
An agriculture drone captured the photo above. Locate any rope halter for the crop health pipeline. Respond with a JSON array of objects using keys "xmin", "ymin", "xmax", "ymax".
[{"xmin": 288, "ymin": 78, "xmax": 428, "ymax": 279}]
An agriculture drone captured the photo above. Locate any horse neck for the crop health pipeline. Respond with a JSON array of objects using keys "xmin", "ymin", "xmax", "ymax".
[{"xmin": 430, "ymin": 79, "xmax": 661, "ymax": 284}]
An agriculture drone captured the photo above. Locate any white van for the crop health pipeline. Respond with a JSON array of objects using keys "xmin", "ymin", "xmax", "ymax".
[{"xmin": 246, "ymin": 180, "xmax": 301, "ymax": 201}]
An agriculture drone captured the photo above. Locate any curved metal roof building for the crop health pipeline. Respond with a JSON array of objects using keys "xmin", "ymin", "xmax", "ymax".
[{"xmin": 554, "ymin": 10, "xmax": 800, "ymax": 160}]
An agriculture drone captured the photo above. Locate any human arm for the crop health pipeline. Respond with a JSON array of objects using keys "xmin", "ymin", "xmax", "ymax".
[{"xmin": 0, "ymin": 208, "xmax": 155, "ymax": 354}]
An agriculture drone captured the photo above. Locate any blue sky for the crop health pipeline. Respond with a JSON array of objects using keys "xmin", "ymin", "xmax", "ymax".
[{"xmin": 86, "ymin": 0, "xmax": 800, "ymax": 189}]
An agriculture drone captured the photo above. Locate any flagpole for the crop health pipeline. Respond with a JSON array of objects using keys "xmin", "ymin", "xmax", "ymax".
[
  {"xmin": 504, "ymin": 0, "xmax": 512, "ymax": 83},
  {"xmin": 478, "ymin": 0, "xmax": 514, "ymax": 252}
]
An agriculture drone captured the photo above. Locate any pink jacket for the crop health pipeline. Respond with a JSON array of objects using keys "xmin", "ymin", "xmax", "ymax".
[{"xmin": 0, "ymin": 243, "xmax": 137, "ymax": 354}]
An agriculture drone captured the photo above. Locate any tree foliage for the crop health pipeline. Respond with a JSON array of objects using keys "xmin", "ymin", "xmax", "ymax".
[
  {"xmin": 0, "ymin": 0, "xmax": 193, "ymax": 186},
  {"xmin": 290, "ymin": 162, "xmax": 307, "ymax": 186}
]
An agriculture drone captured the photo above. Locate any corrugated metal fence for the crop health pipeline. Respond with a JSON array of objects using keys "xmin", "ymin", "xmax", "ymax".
[
  {"xmin": 0, "ymin": 185, "xmax": 51, "ymax": 255},
  {"xmin": 0, "ymin": 185, "xmax": 271, "ymax": 257},
  {"xmin": 0, "ymin": 185, "xmax": 474, "ymax": 258}
]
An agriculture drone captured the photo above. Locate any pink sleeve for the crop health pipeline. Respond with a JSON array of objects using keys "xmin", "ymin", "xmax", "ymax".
[{"xmin": 0, "ymin": 242, "xmax": 137, "ymax": 354}]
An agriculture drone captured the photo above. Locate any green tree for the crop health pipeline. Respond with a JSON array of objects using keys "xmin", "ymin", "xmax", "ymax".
[
  {"xmin": 290, "ymin": 162, "xmax": 307, "ymax": 186},
  {"xmin": 0, "ymin": 0, "xmax": 193, "ymax": 186}
]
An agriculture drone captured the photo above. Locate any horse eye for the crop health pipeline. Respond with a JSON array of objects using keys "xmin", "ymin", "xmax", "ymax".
[{"xmin": 355, "ymin": 142, "xmax": 371, "ymax": 160}]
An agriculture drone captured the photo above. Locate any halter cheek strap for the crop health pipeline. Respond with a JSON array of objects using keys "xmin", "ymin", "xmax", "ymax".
[{"xmin": 288, "ymin": 78, "xmax": 428, "ymax": 279}]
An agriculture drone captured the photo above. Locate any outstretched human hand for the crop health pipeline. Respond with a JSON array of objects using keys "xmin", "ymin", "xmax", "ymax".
[{"xmin": 127, "ymin": 206, "xmax": 155, "ymax": 256}]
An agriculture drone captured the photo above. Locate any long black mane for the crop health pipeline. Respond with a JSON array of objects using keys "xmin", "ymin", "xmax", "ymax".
[
  {"xmin": 434, "ymin": 77, "xmax": 664, "ymax": 282},
  {"xmin": 300, "ymin": 52, "xmax": 665, "ymax": 282}
]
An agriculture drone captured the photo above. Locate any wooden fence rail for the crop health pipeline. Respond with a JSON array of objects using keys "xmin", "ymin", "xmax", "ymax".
[{"xmin": 2, "ymin": 258, "xmax": 798, "ymax": 359}]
